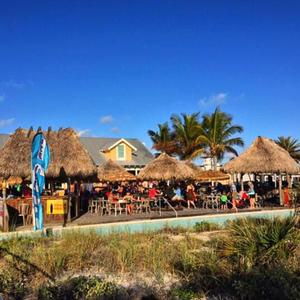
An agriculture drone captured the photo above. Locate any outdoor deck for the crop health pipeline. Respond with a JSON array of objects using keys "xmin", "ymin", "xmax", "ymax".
[{"xmin": 72, "ymin": 206, "xmax": 287, "ymax": 226}]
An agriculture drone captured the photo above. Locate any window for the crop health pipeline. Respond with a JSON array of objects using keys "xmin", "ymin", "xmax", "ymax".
[{"xmin": 117, "ymin": 144, "xmax": 125, "ymax": 160}]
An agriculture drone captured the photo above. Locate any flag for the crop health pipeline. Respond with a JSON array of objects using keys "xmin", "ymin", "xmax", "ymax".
[{"xmin": 31, "ymin": 132, "xmax": 50, "ymax": 231}]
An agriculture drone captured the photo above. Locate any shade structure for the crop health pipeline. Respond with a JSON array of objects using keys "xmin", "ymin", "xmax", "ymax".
[
  {"xmin": 55, "ymin": 128, "xmax": 96, "ymax": 179},
  {"xmin": 138, "ymin": 153, "xmax": 194, "ymax": 181},
  {"xmin": 184, "ymin": 161, "xmax": 230, "ymax": 182},
  {"xmin": 0, "ymin": 128, "xmax": 96, "ymax": 179},
  {"xmin": 224, "ymin": 136, "xmax": 300, "ymax": 174},
  {"xmin": 98, "ymin": 159, "xmax": 136, "ymax": 182},
  {"xmin": 196, "ymin": 170, "xmax": 230, "ymax": 182}
]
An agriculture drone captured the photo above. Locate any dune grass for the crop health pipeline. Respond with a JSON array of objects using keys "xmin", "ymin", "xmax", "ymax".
[{"xmin": 0, "ymin": 216, "xmax": 299, "ymax": 299}]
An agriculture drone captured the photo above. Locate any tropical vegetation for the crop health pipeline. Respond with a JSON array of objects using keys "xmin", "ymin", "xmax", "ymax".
[
  {"xmin": 148, "ymin": 107, "xmax": 244, "ymax": 168},
  {"xmin": 275, "ymin": 136, "xmax": 300, "ymax": 163},
  {"xmin": 147, "ymin": 122, "xmax": 176, "ymax": 155}
]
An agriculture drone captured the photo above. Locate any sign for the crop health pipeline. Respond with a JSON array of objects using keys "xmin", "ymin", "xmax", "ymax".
[
  {"xmin": 46, "ymin": 199, "xmax": 67, "ymax": 215},
  {"xmin": 32, "ymin": 132, "xmax": 50, "ymax": 231}
]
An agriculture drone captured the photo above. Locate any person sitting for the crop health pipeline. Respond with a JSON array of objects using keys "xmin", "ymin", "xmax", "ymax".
[
  {"xmin": 239, "ymin": 190, "xmax": 249, "ymax": 208},
  {"xmin": 172, "ymin": 186, "xmax": 183, "ymax": 201},
  {"xmin": 247, "ymin": 182, "xmax": 255, "ymax": 209},
  {"xmin": 124, "ymin": 192, "xmax": 134, "ymax": 214},
  {"xmin": 149, "ymin": 185, "xmax": 159, "ymax": 200}
]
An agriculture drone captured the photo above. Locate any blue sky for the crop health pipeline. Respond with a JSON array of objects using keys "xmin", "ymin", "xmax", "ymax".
[{"xmin": 0, "ymin": 0, "xmax": 299, "ymax": 160}]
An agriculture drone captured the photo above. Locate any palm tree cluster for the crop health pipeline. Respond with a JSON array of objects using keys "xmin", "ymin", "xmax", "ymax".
[
  {"xmin": 148, "ymin": 107, "xmax": 244, "ymax": 168},
  {"xmin": 275, "ymin": 136, "xmax": 300, "ymax": 163}
]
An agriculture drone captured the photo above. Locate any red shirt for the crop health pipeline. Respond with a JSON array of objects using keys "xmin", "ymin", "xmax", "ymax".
[{"xmin": 149, "ymin": 188, "xmax": 157, "ymax": 199}]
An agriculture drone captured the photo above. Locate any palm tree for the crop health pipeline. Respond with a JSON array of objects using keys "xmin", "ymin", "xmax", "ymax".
[
  {"xmin": 275, "ymin": 136, "xmax": 300, "ymax": 163},
  {"xmin": 147, "ymin": 122, "xmax": 176, "ymax": 155},
  {"xmin": 199, "ymin": 107, "xmax": 244, "ymax": 169},
  {"xmin": 170, "ymin": 112, "xmax": 204, "ymax": 160}
]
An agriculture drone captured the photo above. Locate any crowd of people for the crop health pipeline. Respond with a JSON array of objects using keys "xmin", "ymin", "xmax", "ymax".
[
  {"xmin": 78, "ymin": 179, "xmax": 264, "ymax": 212},
  {"xmin": 1, "ymin": 178, "xmax": 293, "ymax": 215}
]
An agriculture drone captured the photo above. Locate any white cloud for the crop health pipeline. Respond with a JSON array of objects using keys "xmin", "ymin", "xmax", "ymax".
[
  {"xmin": 2, "ymin": 80, "xmax": 26, "ymax": 89},
  {"xmin": 0, "ymin": 94, "xmax": 5, "ymax": 102},
  {"xmin": 76, "ymin": 129, "xmax": 91, "ymax": 137},
  {"xmin": 110, "ymin": 127, "xmax": 120, "ymax": 133},
  {"xmin": 100, "ymin": 115, "xmax": 113, "ymax": 124},
  {"xmin": 0, "ymin": 118, "xmax": 15, "ymax": 127},
  {"xmin": 199, "ymin": 92, "xmax": 228, "ymax": 107}
]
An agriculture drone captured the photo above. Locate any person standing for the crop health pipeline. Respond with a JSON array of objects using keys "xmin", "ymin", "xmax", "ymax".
[
  {"xmin": 186, "ymin": 183, "xmax": 196, "ymax": 209},
  {"xmin": 230, "ymin": 181, "xmax": 238, "ymax": 211},
  {"xmin": 248, "ymin": 181, "xmax": 255, "ymax": 209}
]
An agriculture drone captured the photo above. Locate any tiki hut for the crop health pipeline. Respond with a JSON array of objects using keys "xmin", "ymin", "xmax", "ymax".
[
  {"xmin": 223, "ymin": 136, "xmax": 300, "ymax": 174},
  {"xmin": 0, "ymin": 128, "xmax": 96, "ymax": 179},
  {"xmin": 0, "ymin": 128, "xmax": 32, "ymax": 179},
  {"xmin": 138, "ymin": 153, "xmax": 194, "ymax": 181},
  {"xmin": 98, "ymin": 159, "xmax": 136, "ymax": 182},
  {"xmin": 196, "ymin": 170, "xmax": 230, "ymax": 182},
  {"xmin": 184, "ymin": 161, "xmax": 230, "ymax": 182},
  {"xmin": 55, "ymin": 128, "xmax": 96, "ymax": 179}
]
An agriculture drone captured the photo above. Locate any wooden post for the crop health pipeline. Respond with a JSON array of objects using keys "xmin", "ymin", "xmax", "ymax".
[
  {"xmin": 287, "ymin": 174, "xmax": 292, "ymax": 188},
  {"xmin": 2, "ymin": 179, "xmax": 9, "ymax": 232},
  {"xmin": 67, "ymin": 178, "xmax": 72, "ymax": 222},
  {"xmin": 240, "ymin": 173, "xmax": 244, "ymax": 190},
  {"xmin": 279, "ymin": 174, "xmax": 283, "ymax": 206}
]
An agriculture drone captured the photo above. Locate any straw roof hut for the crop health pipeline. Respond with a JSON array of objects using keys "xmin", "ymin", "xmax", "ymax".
[
  {"xmin": 98, "ymin": 159, "xmax": 136, "ymax": 182},
  {"xmin": 55, "ymin": 128, "xmax": 96, "ymax": 179},
  {"xmin": 196, "ymin": 170, "xmax": 230, "ymax": 182},
  {"xmin": 138, "ymin": 153, "xmax": 194, "ymax": 181},
  {"xmin": 0, "ymin": 128, "xmax": 96, "ymax": 179},
  {"xmin": 224, "ymin": 136, "xmax": 300, "ymax": 174},
  {"xmin": 0, "ymin": 128, "xmax": 32, "ymax": 178},
  {"xmin": 184, "ymin": 161, "xmax": 230, "ymax": 182}
]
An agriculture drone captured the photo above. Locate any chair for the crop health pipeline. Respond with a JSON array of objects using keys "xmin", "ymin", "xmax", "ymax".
[
  {"xmin": 88, "ymin": 199, "xmax": 97, "ymax": 213},
  {"xmin": 18, "ymin": 203, "xmax": 32, "ymax": 226},
  {"xmin": 118, "ymin": 200, "xmax": 127, "ymax": 215},
  {"xmin": 108, "ymin": 201, "xmax": 119, "ymax": 216},
  {"xmin": 98, "ymin": 198, "xmax": 108, "ymax": 215},
  {"xmin": 141, "ymin": 199, "xmax": 151, "ymax": 214}
]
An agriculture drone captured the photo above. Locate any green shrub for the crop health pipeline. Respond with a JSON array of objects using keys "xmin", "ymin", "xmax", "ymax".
[
  {"xmin": 222, "ymin": 216, "xmax": 300, "ymax": 270},
  {"xmin": 169, "ymin": 287, "xmax": 200, "ymax": 300},
  {"xmin": 37, "ymin": 276, "xmax": 122, "ymax": 300},
  {"xmin": 193, "ymin": 221, "xmax": 221, "ymax": 232}
]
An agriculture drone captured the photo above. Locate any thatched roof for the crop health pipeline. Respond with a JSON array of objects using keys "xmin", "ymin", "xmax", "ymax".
[
  {"xmin": 56, "ymin": 128, "xmax": 96, "ymax": 178},
  {"xmin": 196, "ymin": 170, "xmax": 230, "ymax": 182},
  {"xmin": 138, "ymin": 153, "xmax": 194, "ymax": 181},
  {"xmin": 0, "ymin": 128, "xmax": 96, "ymax": 179},
  {"xmin": 98, "ymin": 159, "xmax": 136, "ymax": 182},
  {"xmin": 224, "ymin": 136, "xmax": 300, "ymax": 174},
  {"xmin": 184, "ymin": 161, "xmax": 230, "ymax": 182}
]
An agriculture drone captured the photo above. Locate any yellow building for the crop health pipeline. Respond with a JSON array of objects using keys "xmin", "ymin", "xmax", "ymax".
[{"xmin": 79, "ymin": 137, "xmax": 154, "ymax": 175}]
